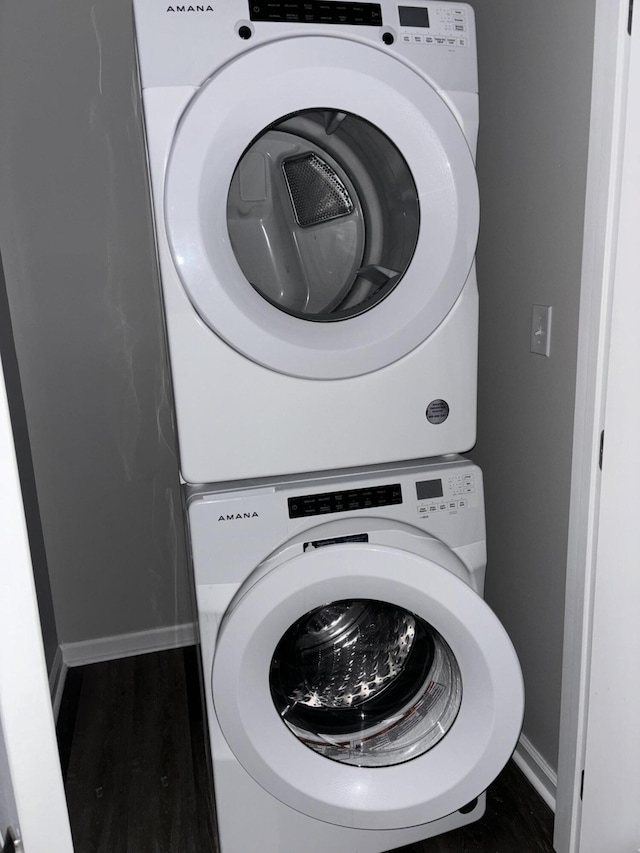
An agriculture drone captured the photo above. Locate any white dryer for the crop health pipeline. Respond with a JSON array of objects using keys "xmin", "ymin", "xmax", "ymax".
[
  {"xmin": 188, "ymin": 457, "xmax": 524, "ymax": 853},
  {"xmin": 133, "ymin": 0, "xmax": 480, "ymax": 484}
]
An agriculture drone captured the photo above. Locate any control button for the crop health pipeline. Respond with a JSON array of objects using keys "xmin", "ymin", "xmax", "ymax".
[
  {"xmin": 458, "ymin": 499, "xmax": 468, "ymax": 508},
  {"xmin": 419, "ymin": 506, "xmax": 428, "ymax": 514},
  {"xmin": 401, "ymin": 33, "xmax": 412, "ymax": 42},
  {"xmin": 429, "ymin": 505, "xmax": 438, "ymax": 513},
  {"xmin": 382, "ymin": 31, "xmax": 395, "ymax": 45},
  {"xmin": 448, "ymin": 502, "xmax": 457, "ymax": 510},
  {"xmin": 458, "ymin": 37, "xmax": 468, "ymax": 46},
  {"xmin": 412, "ymin": 34, "xmax": 423, "ymax": 43}
]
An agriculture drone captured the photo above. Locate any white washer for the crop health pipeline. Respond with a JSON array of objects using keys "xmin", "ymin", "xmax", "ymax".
[
  {"xmin": 133, "ymin": 0, "xmax": 481, "ymax": 484},
  {"xmin": 188, "ymin": 457, "xmax": 524, "ymax": 852}
]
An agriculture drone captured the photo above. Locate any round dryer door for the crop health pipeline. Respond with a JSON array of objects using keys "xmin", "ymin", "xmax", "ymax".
[
  {"xmin": 212, "ymin": 541, "xmax": 524, "ymax": 830},
  {"xmin": 165, "ymin": 36, "xmax": 479, "ymax": 379}
]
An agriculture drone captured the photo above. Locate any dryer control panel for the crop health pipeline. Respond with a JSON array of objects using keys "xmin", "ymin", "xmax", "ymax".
[
  {"xmin": 134, "ymin": 0, "xmax": 476, "ymax": 97},
  {"xmin": 249, "ymin": 1, "xmax": 383, "ymax": 26}
]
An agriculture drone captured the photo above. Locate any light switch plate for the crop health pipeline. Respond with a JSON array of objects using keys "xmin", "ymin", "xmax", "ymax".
[{"xmin": 531, "ymin": 304, "xmax": 552, "ymax": 357}]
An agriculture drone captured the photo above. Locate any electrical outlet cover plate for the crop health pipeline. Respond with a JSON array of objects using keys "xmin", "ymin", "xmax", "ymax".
[{"xmin": 531, "ymin": 304, "xmax": 552, "ymax": 357}]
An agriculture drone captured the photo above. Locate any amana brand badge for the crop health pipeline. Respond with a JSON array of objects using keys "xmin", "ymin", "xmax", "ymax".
[
  {"xmin": 218, "ymin": 512, "xmax": 259, "ymax": 522},
  {"xmin": 166, "ymin": 5, "xmax": 214, "ymax": 11}
]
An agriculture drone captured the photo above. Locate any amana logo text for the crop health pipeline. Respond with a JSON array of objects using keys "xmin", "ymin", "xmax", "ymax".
[
  {"xmin": 166, "ymin": 5, "xmax": 214, "ymax": 11},
  {"xmin": 218, "ymin": 512, "xmax": 259, "ymax": 522}
]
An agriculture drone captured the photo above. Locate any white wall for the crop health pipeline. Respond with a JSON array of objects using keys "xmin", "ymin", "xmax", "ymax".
[
  {"xmin": 468, "ymin": 0, "xmax": 596, "ymax": 781},
  {"xmin": 0, "ymin": 351, "xmax": 74, "ymax": 853},
  {"xmin": 0, "ymin": 255, "xmax": 59, "ymax": 670},
  {"xmin": 578, "ymin": 8, "xmax": 640, "ymax": 843},
  {"xmin": 0, "ymin": 0, "xmax": 192, "ymax": 648}
]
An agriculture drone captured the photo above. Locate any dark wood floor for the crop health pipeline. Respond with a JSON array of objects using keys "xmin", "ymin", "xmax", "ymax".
[{"xmin": 57, "ymin": 647, "xmax": 555, "ymax": 853}]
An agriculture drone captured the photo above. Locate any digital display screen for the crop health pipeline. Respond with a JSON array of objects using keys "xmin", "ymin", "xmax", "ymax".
[
  {"xmin": 416, "ymin": 479, "xmax": 443, "ymax": 500},
  {"xmin": 399, "ymin": 6, "xmax": 430, "ymax": 28}
]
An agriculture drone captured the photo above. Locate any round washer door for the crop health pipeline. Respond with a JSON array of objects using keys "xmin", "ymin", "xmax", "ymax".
[
  {"xmin": 165, "ymin": 36, "xmax": 479, "ymax": 379},
  {"xmin": 212, "ymin": 542, "xmax": 524, "ymax": 830}
]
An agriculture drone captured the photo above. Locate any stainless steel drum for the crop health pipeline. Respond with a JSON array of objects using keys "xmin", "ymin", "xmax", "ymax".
[
  {"xmin": 287, "ymin": 600, "xmax": 417, "ymax": 709},
  {"xmin": 270, "ymin": 598, "xmax": 463, "ymax": 767}
]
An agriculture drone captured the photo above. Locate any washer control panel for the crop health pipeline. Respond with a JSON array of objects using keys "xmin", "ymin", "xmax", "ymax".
[
  {"xmin": 187, "ymin": 457, "xmax": 484, "ymax": 570},
  {"xmin": 415, "ymin": 469, "xmax": 476, "ymax": 518},
  {"xmin": 399, "ymin": 4, "xmax": 469, "ymax": 47},
  {"xmin": 289, "ymin": 483, "xmax": 402, "ymax": 518},
  {"xmin": 286, "ymin": 470, "xmax": 477, "ymax": 521}
]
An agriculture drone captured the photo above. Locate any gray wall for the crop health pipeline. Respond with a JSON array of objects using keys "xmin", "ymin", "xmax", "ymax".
[
  {"xmin": 0, "ymin": 0, "xmax": 192, "ymax": 648},
  {"xmin": 468, "ymin": 0, "xmax": 595, "ymax": 773}
]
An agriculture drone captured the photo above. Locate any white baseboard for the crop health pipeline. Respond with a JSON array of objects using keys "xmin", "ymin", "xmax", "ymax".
[
  {"xmin": 49, "ymin": 645, "xmax": 67, "ymax": 721},
  {"xmin": 513, "ymin": 733, "xmax": 557, "ymax": 812},
  {"xmin": 60, "ymin": 621, "xmax": 197, "ymax": 668}
]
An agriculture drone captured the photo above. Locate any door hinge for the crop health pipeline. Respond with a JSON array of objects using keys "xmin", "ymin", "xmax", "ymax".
[
  {"xmin": 599, "ymin": 430, "xmax": 604, "ymax": 470},
  {"xmin": 1, "ymin": 827, "xmax": 22, "ymax": 853},
  {"xmin": 629, "ymin": 0, "xmax": 634, "ymax": 35}
]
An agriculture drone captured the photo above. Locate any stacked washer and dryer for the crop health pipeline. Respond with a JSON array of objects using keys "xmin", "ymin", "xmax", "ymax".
[{"xmin": 133, "ymin": 2, "xmax": 524, "ymax": 851}]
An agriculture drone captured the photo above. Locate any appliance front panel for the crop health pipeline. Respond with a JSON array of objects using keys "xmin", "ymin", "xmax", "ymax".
[
  {"xmin": 134, "ymin": 1, "xmax": 479, "ymax": 480},
  {"xmin": 211, "ymin": 542, "xmax": 524, "ymax": 829},
  {"xmin": 133, "ymin": 0, "xmax": 478, "ymax": 95},
  {"xmin": 164, "ymin": 36, "xmax": 479, "ymax": 379},
  {"xmin": 187, "ymin": 456, "xmax": 486, "ymax": 588}
]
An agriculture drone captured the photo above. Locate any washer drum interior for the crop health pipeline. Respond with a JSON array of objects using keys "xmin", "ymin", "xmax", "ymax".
[{"xmin": 269, "ymin": 598, "xmax": 463, "ymax": 768}]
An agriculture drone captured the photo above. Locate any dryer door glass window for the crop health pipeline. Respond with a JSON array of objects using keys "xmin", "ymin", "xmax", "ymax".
[
  {"xmin": 269, "ymin": 598, "xmax": 462, "ymax": 767},
  {"xmin": 227, "ymin": 110, "xmax": 420, "ymax": 322}
]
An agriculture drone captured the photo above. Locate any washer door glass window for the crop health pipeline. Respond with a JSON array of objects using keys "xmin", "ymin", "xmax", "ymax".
[
  {"xmin": 211, "ymin": 540, "xmax": 524, "ymax": 829},
  {"xmin": 227, "ymin": 110, "xmax": 420, "ymax": 322},
  {"xmin": 269, "ymin": 598, "xmax": 462, "ymax": 767}
]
